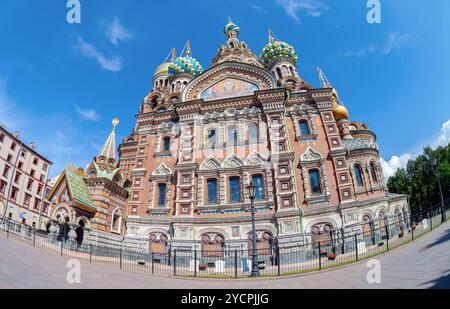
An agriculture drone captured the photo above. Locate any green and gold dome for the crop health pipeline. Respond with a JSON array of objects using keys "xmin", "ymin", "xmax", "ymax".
[
  {"xmin": 224, "ymin": 19, "xmax": 240, "ymax": 37},
  {"xmin": 261, "ymin": 36, "xmax": 298, "ymax": 70}
]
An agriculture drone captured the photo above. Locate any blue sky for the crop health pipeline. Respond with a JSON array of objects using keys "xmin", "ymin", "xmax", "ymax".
[{"xmin": 0, "ymin": 0, "xmax": 449, "ymax": 178}]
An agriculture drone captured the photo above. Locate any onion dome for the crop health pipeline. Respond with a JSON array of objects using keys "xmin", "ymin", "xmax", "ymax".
[
  {"xmin": 261, "ymin": 36, "xmax": 298, "ymax": 70},
  {"xmin": 224, "ymin": 19, "xmax": 240, "ymax": 37},
  {"xmin": 153, "ymin": 63, "xmax": 170, "ymax": 78},
  {"xmin": 333, "ymin": 104, "xmax": 350, "ymax": 121},
  {"xmin": 168, "ymin": 42, "xmax": 203, "ymax": 80}
]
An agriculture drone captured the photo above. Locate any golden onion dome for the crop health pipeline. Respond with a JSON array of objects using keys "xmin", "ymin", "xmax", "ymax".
[
  {"xmin": 333, "ymin": 104, "xmax": 350, "ymax": 121},
  {"xmin": 153, "ymin": 63, "xmax": 170, "ymax": 78}
]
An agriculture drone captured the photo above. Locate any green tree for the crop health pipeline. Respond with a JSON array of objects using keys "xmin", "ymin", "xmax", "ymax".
[{"xmin": 387, "ymin": 143, "xmax": 450, "ymax": 215}]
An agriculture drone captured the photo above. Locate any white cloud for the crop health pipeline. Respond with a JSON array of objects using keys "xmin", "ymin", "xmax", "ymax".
[
  {"xmin": 340, "ymin": 32, "xmax": 411, "ymax": 58},
  {"xmin": 276, "ymin": 0, "xmax": 329, "ymax": 23},
  {"xmin": 106, "ymin": 17, "xmax": 134, "ymax": 47},
  {"xmin": 381, "ymin": 120, "xmax": 450, "ymax": 180},
  {"xmin": 77, "ymin": 37, "xmax": 123, "ymax": 72},
  {"xmin": 75, "ymin": 105, "xmax": 101, "ymax": 122},
  {"xmin": 437, "ymin": 120, "xmax": 450, "ymax": 146}
]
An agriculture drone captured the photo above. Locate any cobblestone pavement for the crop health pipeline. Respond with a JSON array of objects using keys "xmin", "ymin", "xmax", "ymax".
[{"xmin": 1, "ymin": 221, "xmax": 449, "ymax": 289}]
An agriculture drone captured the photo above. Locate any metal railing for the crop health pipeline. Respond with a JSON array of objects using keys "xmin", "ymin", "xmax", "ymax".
[{"xmin": 1, "ymin": 203, "xmax": 449, "ymax": 279}]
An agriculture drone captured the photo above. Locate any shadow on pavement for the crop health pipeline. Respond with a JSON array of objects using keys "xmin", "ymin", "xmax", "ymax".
[
  {"xmin": 421, "ymin": 228, "xmax": 450, "ymax": 251},
  {"xmin": 423, "ymin": 269, "xmax": 450, "ymax": 289}
]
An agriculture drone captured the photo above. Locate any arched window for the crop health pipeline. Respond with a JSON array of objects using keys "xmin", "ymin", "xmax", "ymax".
[
  {"xmin": 228, "ymin": 127, "xmax": 238, "ymax": 146},
  {"xmin": 276, "ymin": 67, "xmax": 283, "ymax": 79},
  {"xmin": 111, "ymin": 208, "xmax": 122, "ymax": 233},
  {"xmin": 157, "ymin": 184, "xmax": 167, "ymax": 207},
  {"xmin": 248, "ymin": 124, "xmax": 258, "ymax": 144},
  {"xmin": 354, "ymin": 165, "xmax": 364, "ymax": 187},
  {"xmin": 206, "ymin": 179, "xmax": 218, "ymax": 204},
  {"xmin": 369, "ymin": 163, "xmax": 378, "ymax": 183},
  {"xmin": 229, "ymin": 177, "xmax": 241, "ymax": 203},
  {"xmin": 309, "ymin": 169, "xmax": 322, "ymax": 194},
  {"xmin": 252, "ymin": 175, "xmax": 265, "ymax": 200},
  {"xmin": 299, "ymin": 120, "xmax": 311, "ymax": 136},
  {"xmin": 162, "ymin": 137, "xmax": 171, "ymax": 152}
]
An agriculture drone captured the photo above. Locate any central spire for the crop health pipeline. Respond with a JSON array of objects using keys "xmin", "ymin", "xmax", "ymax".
[{"xmin": 99, "ymin": 118, "xmax": 119, "ymax": 160}]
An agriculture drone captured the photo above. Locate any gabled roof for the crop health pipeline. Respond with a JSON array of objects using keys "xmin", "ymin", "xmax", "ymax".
[{"xmin": 48, "ymin": 164, "xmax": 95, "ymax": 212}]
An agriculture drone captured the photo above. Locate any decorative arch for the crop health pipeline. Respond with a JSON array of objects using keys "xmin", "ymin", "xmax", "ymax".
[
  {"xmin": 52, "ymin": 204, "xmax": 72, "ymax": 223},
  {"xmin": 152, "ymin": 163, "xmax": 172, "ymax": 176},
  {"xmin": 222, "ymin": 154, "xmax": 244, "ymax": 169},
  {"xmin": 199, "ymin": 156, "xmax": 222, "ymax": 171},
  {"xmin": 300, "ymin": 147, "xmax": 323, "ymax": 162},
  {"xmin": 182, "ymin": 62, "xmax": 277, "ymax": 102},
  {"xmin": 245, "ymin": 151, "xmax": 268, "ymax": 167},
  {"xmin": 247, "ymin": 230, "xmax": 274, "ymax": 256}
]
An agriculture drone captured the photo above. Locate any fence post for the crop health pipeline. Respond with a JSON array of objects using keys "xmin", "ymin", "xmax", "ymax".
[
  {"xmin": 355, "ymin": 234, "xmax": 359, "ymax": 262},
  {"xmin": 89, "ymin": 244, "xmax": 92, "ymax": 263},
  {"xmin": 411, "ymin": 216, "xmax": 414, "ymax": 242},
  {"xmin": 120, "ymin": 248, "xmax": 123, "ymax": 269},
  {"xmin": 234, "ymin": 249, "xmax": 238, "ymax": 279},
  {"xmin": 318, "ymin": 241, "xmax": 322, "ymax": 270},
  {"xmin": 60, "ymin": 240, "xmax": 63, "ymax": 256},
  {"xmin": 6, "ymin": 222, "xmax": 9, "ymax": 239},
  {"xmin": 32, "ymin": 229, "xmax": 36, "ymax": 248},
  {"xmin": 173, "ymin": 249, "xmax": 177, "ymax": 276},
  {"xmin": 277, "ymin": 246, "xmax": 281, "ymax": 277},
  {"xmin": 151, "ymin": 252, "xmax": 155, "ymax": 274},
  {"xmin": 194, "ymin": 250, "xmax": 198, "ymax": 278}
]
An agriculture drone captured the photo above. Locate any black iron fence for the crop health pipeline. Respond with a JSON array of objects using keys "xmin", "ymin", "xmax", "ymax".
[{"xmin": 1, "ymin": 203, "xmax": 449, "ymax": 279}]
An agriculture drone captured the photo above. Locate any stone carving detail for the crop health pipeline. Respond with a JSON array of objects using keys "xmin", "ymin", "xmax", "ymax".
[
  {"xmin": 245, "ymin": 151, "xmax": 268, "ymax": 167},
  {"xmin": 199, "ymin": 156, "xmax": 222, "ymax": 171},
  {"xmin": 222, "ymin": 154, "xmax": 244, "ymax": 169},
  {"xmin": 152, "ymin": 163, "xmax": 172, "ymax": 176},
  {"xmin": 202, "ymin": 107, "xmax": 262, "ymax": 124},
  {"xmin": 300, "ymin": 147, "xmax": 323, "ymax": 162}
]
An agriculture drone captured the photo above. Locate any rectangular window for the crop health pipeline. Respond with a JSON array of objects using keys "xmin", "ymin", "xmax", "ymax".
[
  {"xmin": 299, "ymin": 121, "xmax": 311, "ymax": 136},
  {"xmin": 27, "ymin": 179, "xmax": 33, "ymax": 191},
  {"xmin": 281, "ymin": 181, "xmax": 290, "ymax": 191},
  {"xmin": 252, "ymin": 175, "xmax": 265, "ymax": 200},
  {"xmin": 18, "ymin": 162, "xmax": 23, "ymax": 170},
  {"xmin": 249, "ymin": 125, "xmax": 258, "ymax": 144},
  {"xmin": 157, "ymin": 184, "xmax": 167, "ymax": 207},
  {"xmin": 14, "ymin": 172, "xmax": 21, "ymax": 184},
  {"xmin": 7, "ymin": 154, "xmax": 12, "ymax": 163},
  {"xmin": 272, "ymin": 117, "xmax": 280, "ymax": 125},
  {"xmin": 10, "ymin": 187, "xmax": 18, "ymax": 201},
  {"xmin": 20, "ymin": 151, "xmax": 26, "ymax": 158},
  {"xmin": 24, "ymin": 194, "xmax": 31, "ymax": 206},
  {"xmin": 207, "ymin": 179, "xmax": 218, "ymax": 204},
  {"xmin": 207, "ymin": 129, "xmax": 216, "ymax": 146},
  {"xmin": 228, "ymin": 127, "xmax": 237, "ymax": 145},
  {"xmin": 3, "ymin": 165, "xmax": 10, "ymax": 178},
  {"xmin": 163, "ymin": 137, "xmax": 171, "ymax": 152},
  {"xmin": 229, "ymin": 177, "xmax": 241, "ymax": 203},
  {"xmin": 43, "ymin": 202, "xmax": 50, "ymax": 214},
  {"xmin": 0, "ymin": 133, "xmax": 4, "ymax": 143},
  {"xmin": 30, "ymin": 169, "xmax": 35, "ymax": 177},
  {"xmin": 42, "ymin": 163, "xmax": 48, "ymax": 172},
  {"xmin": 282, "ymin": 197, "xmax": 292, "ymax": 207},
  {"xmin": 0, "ymin": 180, "xmax": 6, "ymax": 194},
  {"xmin": 33, "ymin": 158, "xmax": 39, "ymax": 165},
  {"xmin": 309, "ymin": 170, "xmax": 322, "ymax": 194},
  {"xmin": 10, "ymin": 142, "xmax": 16, "ymax": 151}
]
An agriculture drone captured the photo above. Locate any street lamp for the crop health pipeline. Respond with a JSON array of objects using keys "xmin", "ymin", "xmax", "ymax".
[
  {"xmin": 247, "ymin": 182, "xmax": 260, "ymax": 277},
  {"xmin": 432, "ymin": 158, "xmax": 446, "ymax": 223}
]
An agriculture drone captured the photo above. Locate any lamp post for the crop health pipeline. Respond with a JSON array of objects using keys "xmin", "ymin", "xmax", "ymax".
[
  {"xmin": 246, "ymin": 182, "xmax": 260, "ymax": 277},
  {"xmin": 432, "ymin": 159, "xmax": 446, "ymax": 223}
]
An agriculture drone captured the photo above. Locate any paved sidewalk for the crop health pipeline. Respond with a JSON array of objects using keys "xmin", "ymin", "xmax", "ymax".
[{"xmin": 0, "ymin": 222, "xmax": 449, "ymax": 289}]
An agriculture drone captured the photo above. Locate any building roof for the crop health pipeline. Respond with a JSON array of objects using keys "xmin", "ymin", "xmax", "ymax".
[
  {"xmin": 342, "ymin": 139, "xmax": 371, "ymax": 151},
  {"xmin": 98, "ymin": 118, "xmax": 119, "ymax": 159}
]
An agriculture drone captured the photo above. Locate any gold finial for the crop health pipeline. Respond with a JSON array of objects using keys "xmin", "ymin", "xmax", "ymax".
[
  {"xmin": 186, "ymin": 40, "xmax": 191, "ymax": 57},
  {"xmin": 317, "ymin": 67, "xmax": 332, "ymax": 88},
  {"xmin": 171, "ymin": 48, "xmax": 176, "ymax": 62},
  {"xmin": 268, "ymin": 28, "xmax": 275, "ymax": 43},
  {"xmin": 112, "ymin": 118, "xmax": 119, "ymax": 130}
]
